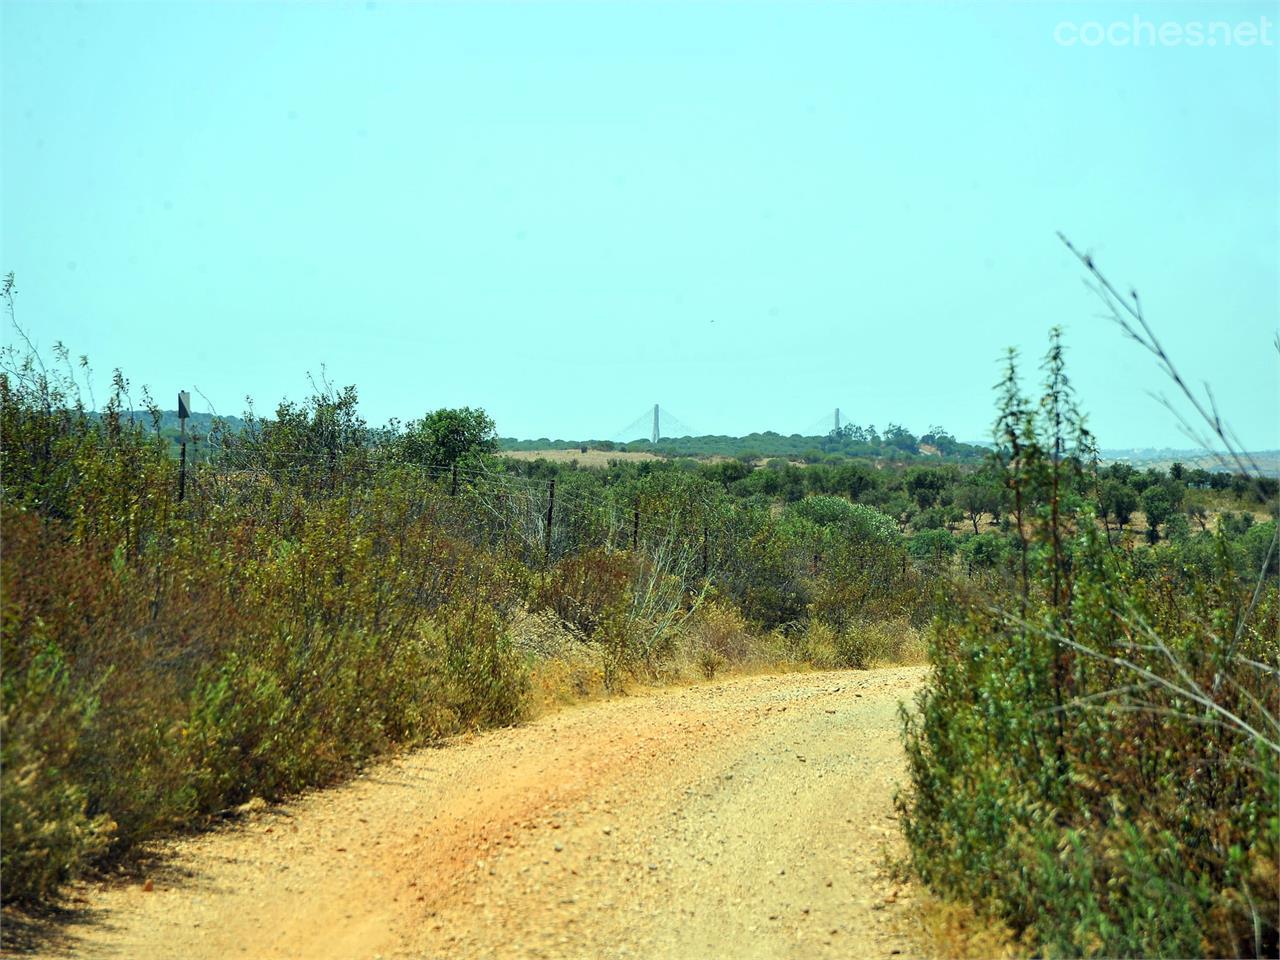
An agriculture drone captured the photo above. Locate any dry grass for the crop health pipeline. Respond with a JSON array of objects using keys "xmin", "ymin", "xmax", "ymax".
[
  {"xmin": 512, "ymin": 611, "xmax": 612, "ymax": 714},
  {"xmin": 903, "ymin": 895, "xmax": 1022, "ymax": 960},
  {"xmin": 501, "ymin": 448, "xmax": 738, "ymax": 466},
  {"xmin": 501, "ymin": 449, "xmax": 664, "ymax": 467},
  {"xmin": 516, "ymin": 601, "xmax": 922, "ymax": 719}
]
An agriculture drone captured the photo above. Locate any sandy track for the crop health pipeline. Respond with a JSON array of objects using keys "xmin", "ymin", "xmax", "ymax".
[{"xmin": 28, "ymin": 667, "xmax": 927, "ymax": 960}]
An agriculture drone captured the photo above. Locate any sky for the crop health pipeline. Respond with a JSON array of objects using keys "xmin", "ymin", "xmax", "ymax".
[{"xmin": 2, "ymin": 1, "xmax": 1276, "ymax": 448}]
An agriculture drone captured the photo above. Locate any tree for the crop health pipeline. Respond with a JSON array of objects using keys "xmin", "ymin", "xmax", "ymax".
[
  {"xmin": 960, "ymin": 530, "xmax": 1009, "ymax": 573},
  {"xmin": 904, "ymin": 467, "xmax": 954, "ymax": 509},
  {"xmin": 1104, "ymin": 462, "xmax": 1136, "ymax": 486},
  {"xmin": 396, "ymin": 407, "xmax": 497, "ymax": 470},
  {"xmin": 1184, "ymin": 492, "xmax": 1210, "ymax": 532},
  {"xmin": 908, "ymin": 527, "xmax": 957, "ymax": 564},
  {"xmin": 883, "ymin": 423, "xmax": 918, "ymax": 454},
  {"xmin": 1242, "ymin": 520, "xmax": 1279, "ymax": 577},
  {"xmin": 1141, "ymin": 483, "xmax": 1178, "ymax": 543},
  {"xmin": 1186, "ymin": 467, "xmax": 1213, "ymax": 489},
  {"xmin": 1100, "ymin": 480, "xmax": 1138, "ymax": 532},
  {"xmin": 955, "ymin": 475, "xmax": 1005, "ymax": 534},
  {"xmin": 914, "ymin": 504, "xmax": 964, "ymax": 533},
  {"xmin": 829, "ymin": 461, "xmax": 878, "ymax": 501}
]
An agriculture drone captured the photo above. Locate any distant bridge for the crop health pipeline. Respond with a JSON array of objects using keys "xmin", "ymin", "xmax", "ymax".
[{"xmin": 609, "ymin": 406, "xmax": 849, "ymax": 443}]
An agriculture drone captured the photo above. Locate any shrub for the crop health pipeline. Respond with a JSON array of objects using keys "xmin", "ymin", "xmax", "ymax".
[
  {"xmin": 908, "ymin": 528, "xmax": 957, "ymax": 564},
  {"xmin": 432, "ymin": 603, "xmax": 528, "ymax": 729},
  {"xmin": 0, "ymin": 641, "xmax": 114, "ymax": 902},
  {"xmin": 834, "ymin": 618, "xmax": 918, "ymax": 669},
  {"xmin": 958, "ymin": 530, "xmax": 1010, "ymax": 573},
  {"xmin": 531, "ymin": 548, "xmax": 634, "ymax": 638},
  {"xmin": 1242, "ymin": 519, "xmax": 1279, "ymax": 577},
  {"xmin": 787, "ymin": 494, "xmax": 858, "ymax": 528},
  {"xmin": 898, "ymin": 326, "xmax": 1279, "ymax": 958},
  {"xmin": 899, "ymin": 532, "xmax": 1278, "ymax": 957},
  {"xmin": 689, "ymin": 600, "xmax": 754, "ymax": 677},
  {"xmin": 794, "ymin": 620, "xmax": 840, "ymax": 669}
]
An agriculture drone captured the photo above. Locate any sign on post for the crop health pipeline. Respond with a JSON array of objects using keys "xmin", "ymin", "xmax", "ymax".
[{"xmin": 177, "ymin": 391, "xmax": 191, "ymax": 502}]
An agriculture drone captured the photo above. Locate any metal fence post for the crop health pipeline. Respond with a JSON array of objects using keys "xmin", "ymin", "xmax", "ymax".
[{"xmin": 544, "ymin": 478, "xmax": 556, "ymax": 560}]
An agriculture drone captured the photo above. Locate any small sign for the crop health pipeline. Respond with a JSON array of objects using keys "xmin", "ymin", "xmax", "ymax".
[{"xmin": 177, "ymin": 391, "xmax": 191, "ymax": 420}]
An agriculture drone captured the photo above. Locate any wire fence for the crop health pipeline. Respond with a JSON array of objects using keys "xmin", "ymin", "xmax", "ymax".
[{"xmin": 177, "ymin": 453, "xmax": 730, "ymax": 590}]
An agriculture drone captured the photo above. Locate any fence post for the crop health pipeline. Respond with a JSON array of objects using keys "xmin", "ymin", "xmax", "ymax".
[
  {"xmin": 702, "ymin": 524, "xmax": 709, "ymax": 577},
  {"xmin": 544, "ymin": 478, "xmax": 556, "ymax": 560},
  {"xmin": 177, "ymin": 390, "xmax": 190, "ymax": 503},
  {"xmin": 450, "ymin": 462, "xmax": 459, "ymax": 496},
  {"xmin": 632, "ymin": 503, "xmax": 640, "ymax": 550}
]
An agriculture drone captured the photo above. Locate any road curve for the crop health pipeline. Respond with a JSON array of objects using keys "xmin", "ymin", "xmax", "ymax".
[{"xmin": 34, "ymin": 667, "xmax": 928, "ymax": 960}]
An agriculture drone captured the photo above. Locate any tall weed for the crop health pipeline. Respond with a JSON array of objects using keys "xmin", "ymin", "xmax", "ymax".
[{"xmin": 897, "ymin": 315, "xmax": 1279, "ymax": 957}]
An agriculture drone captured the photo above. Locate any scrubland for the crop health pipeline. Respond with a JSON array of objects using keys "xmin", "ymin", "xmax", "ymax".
[{"xmin": 2, "ymin": 262, "xmax": 1276, "ymax": 958}]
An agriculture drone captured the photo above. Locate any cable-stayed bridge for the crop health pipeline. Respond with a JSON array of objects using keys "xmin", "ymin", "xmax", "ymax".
[
  {"xmin": 609, "ymin": 406, "xmax": 850, "ymax": 443},
  {"xmin": 610, "ymin": 405, "xmax": 702, "ymax": 444}
]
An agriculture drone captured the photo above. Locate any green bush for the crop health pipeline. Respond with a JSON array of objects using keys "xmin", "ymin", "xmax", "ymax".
[
  {"xmin": 898, "ymin": 335, "xmax": 1279, "ymax": 958},
  {"xmin": 899, "ymin": 534, "xmax": 1278, "ymax": 956},
  {"xmin": 433, "ymin": 603, "xmax": 528, "ymax": 729},
  {"xmin": 1243, "ymin": 520, "xmax": 1278, "ymax": 577},
  {"xmin": 908, "ymin": 528, "xmax": 957, "ymax": 564}
]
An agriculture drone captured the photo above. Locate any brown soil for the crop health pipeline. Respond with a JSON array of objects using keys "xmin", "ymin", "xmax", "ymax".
[{"xmin": 18, "ymin": 668, "xmax": 928, "ymax": 960}]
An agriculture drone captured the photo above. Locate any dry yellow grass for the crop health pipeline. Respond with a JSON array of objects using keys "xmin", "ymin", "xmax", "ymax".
[
  {"xmin": 902, "ymin": 895, "xmax": 1022, "ymax": 959},
  {"xmin": 501, "ymin": 448, "xmax": 665, "ymax": 467}
]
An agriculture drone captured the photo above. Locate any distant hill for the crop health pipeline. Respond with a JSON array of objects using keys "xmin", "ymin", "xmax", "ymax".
[
  {"xmin": 499, "ymin": 430, "xmax": 988, "ymax": 463},
  {"xmin": 123, "ymin": 410, "xmax": 247, "ymax": 436},
  {"xmin": 111, "ymin": 410, "xmax": 246, "ymax": 460},
  {"xmin": 497, "ymin": 434, "xmax": 1280, "ymax": 473},
  {"xmin": 117, "ymin": 414, "xmax": 1278, "ymax": 475},
  {"xmin": 1100, "ymin": 448, "xmax": 1280, "ymax": 476}
]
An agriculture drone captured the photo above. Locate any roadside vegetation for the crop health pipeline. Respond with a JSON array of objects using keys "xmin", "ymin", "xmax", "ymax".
[
  {"xmin": 2, "ymin": 245, "xmax": 1275, "ymax": 960},
  {"xmin": 897, "ymin": 249, "xmax": 1278, "ymax": 958},
  {"xmin": 1, "ymin": 276, "xmax": 932, "ymax": 905}
]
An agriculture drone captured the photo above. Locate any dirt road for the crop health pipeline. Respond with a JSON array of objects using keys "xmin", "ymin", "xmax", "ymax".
[{"xmin": 34, "ymin": 667, "xmax": 927, "ymax": 960}]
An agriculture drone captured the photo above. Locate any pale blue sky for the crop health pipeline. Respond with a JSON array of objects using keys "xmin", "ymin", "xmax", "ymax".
[{"xmin": 2, "ymin": 1, "xmax": 1276, "ymax": 447}]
